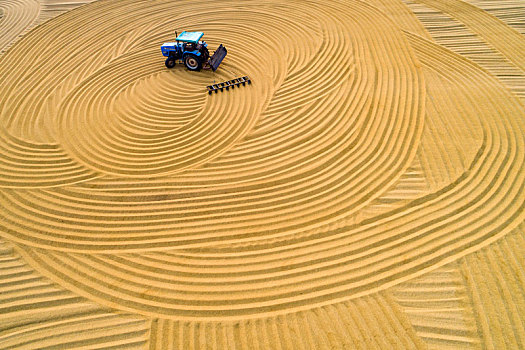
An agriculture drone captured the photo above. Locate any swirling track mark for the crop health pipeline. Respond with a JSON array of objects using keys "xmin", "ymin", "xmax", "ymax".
[
  {"xmin": 0, "ymin": 0, "xmax": 39, "ymax": 54},
  {"xmin": 10, "ymin": 30, "xmax": 524, "ymax": 320},
  {"xmin": 465, "ymin": 0, "xmax": 525, "ymax": 35},
  {"xmin": 404, "ymin": 0, "xmax": 525, "ymax": 100},
  {"xmin": 1, "ymin": 0, "xmax": 424, "ymax": 253},
  {"xmin": 0, "ymin": 129, "xmax": 97, "ymax": 188},
  {"xmin": 146, "ymin": 294, "xmax": 421, "ymax": 349},
  {"xmin": 414, "ymin": 0, "xmax": 525, "ymax": 72},
  {"xmin": 393, "ymin": 263, "xmax": 480, "ymax": 348},
  {"xmin": 0, "ymin": 239, "xmax": 148, "ymax": 349},
  {"xmin": 460, "ymin": 226, "xmax": 525, "ymax": 349},
  {"xmin": 0, "ymin": 0, "xmax": 523, "ymax": 332}
]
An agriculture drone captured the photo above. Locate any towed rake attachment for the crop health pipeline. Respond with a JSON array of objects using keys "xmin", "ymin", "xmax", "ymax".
[{"xmin": 207, "ymin": 76, "xmax": 251, "ymax": 94}]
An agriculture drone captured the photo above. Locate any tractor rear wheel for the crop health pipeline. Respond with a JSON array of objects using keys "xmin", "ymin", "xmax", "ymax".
[
  {"xmin": 165, "ymin": 57, "xmax": 176, "ymax": 69},
  {"xmin": 184, "ymin": 54, "xmax": 202, "ymax": 71}
]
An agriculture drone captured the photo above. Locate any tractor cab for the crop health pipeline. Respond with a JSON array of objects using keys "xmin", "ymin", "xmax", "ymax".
[
  {"xmin": 176, "ymin": 31, "xmax": 206, "ymax": 51},
  {"xmin": 176, "ymin": 31, "xmax": 204, "ymax": 45},
  {"xmin": 161, "ymin": 31, "xmax": 227, "ymax": 72}
]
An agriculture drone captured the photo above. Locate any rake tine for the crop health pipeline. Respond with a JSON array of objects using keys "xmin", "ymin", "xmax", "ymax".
[{"xmin": 206, "ymin": 76, "xmax": 252, "ymax": 95}]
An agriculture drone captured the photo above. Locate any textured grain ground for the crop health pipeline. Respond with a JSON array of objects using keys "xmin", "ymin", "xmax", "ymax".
[{"xmin": 1, "ymin": 0, "xmax": 524, "ymax": 348}]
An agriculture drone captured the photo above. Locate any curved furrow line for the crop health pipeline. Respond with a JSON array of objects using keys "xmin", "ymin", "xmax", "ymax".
[
  {"xmin": 177, "ymin": 33, "xmax": 521, "ymax": 258},
  {"xmin": 252, "ymin": 2, "xmax": 375, "ymax": 134},
  {"xmin": 204, "ymin": 9, "xmax": 321, "ymax": 78},
  {"xmin": 188, "ymin": 86, "xmax": 364, "ymax": 175},
  {"xmin": 83, "ymin": 61, "xmax": 360, "ymax": 183},
  {"xmin": 365, "ymin": 0, "xmax": 432, "ymax": 39},
  {"xmin": 60, "ymin": 84, "xmax": 260, "ymax": 176},
  {"xmin": 112, "ymin": 77, "xmax": 209, "ymax": 137},
  {"xmin": 417, "ymin": 67, "xmax": 484, "ymax": 188},
  {"xmin": 0, "ymin": 131, "xmax": 97, "ymax": 188},
  {"xmin": 0, "ymin": 239, "xmax": 148, "ymax": 350},
  {"xmin": 16, "ymin": 183, "xmax": 512, "ymax": 318},
  {"xmin": 181, "ymin": 34, "xmax": 520, "ymax": 270},
  {"xmin": 185, "ymin": 30, "xmax": 522, "ymax": 255},
  {"xmin": 13, "ymin": 33, "xmax": 522, "ymax": 318},
  {"xmin": 1, "ymin": 2, "xmax": 422, "ymax": 254},
  {"xmin": 255, "ymin": 19, "xmax": 353, "ymax": 131},
  {"xmin": 139, "ymin": 2, "xmax": 410, "ymax": 183},
  {"xmin": 0, "ymin": 0, "xmax": 422, "ymax": 252},
  {"xmin": 0, "ymin": 0, "xmax": 39, "ymax": 54},
  {"xmin": 19, "ymin": 243, "xmax": 451, "ymax": 323},
  {"xmin": 115, "ymin": 73, "xmax": 205, "ymax": 132},
  {"xmin": 144, "ymin": 294, "xmax": 421, "ymax": 349},
  {"xmin": 392, "ymin": 263, "xmax": 480, "ymax": 349},
  {"xmin": 414, "ymin": 0, "xmax": 525, "ymax": 72},
  {"xmin": 1, "ymin": 0, "xmax": 523, "ymax": 332},
  {"xmin": 250, "ymin": 5, "xmax": 360, "ymax": 130},
  {"xmin": 0, "ymin": 2, "xmax": 174, "ymax": 188},
  {"xmin": 167, "ymin": 0, "xmax": 418, "ymax": 180},
  {"xmin": 238, "ymin": 4, "xmax": 323, "ymax": 77},
  {"xmin": 198, "ymin": 16, "xmax": 368, "ymax": 167},
  {"xmin": 0, "ymin": 91, "xmax": 418, "ymax": 245},
  {"xmin": 32, "ymin": 3, "xmax": 318, "ymax": 172},
  {"xmin": 464, "ymin": 0, "xmax": 525, "ymax": 35},
  {"xmin": 357, "ymin": 159, "xmax": 431, "ymax": 222},
  {"xmin": 1, "ymin": 2, "xmax": 233, "ymax": 142},
  {"xmin": 403, "ymin": 0, "xmax": 525, "ymax": 101},
  {"xmin": 51, "ymin": 18, "xmax": 281, "ymax": 177},
  {"xmin": 1, "ymin": 142, "xmax": 415, "ymax": 234},
  {"xmin": 18, "ymin": 194, "xmax": 502, "ymax": 296},
  {"xmin": 460, "ymin": 226, "xmax": 525, "ymax": 349},
  {"xmin": 0, "ymin": 0, "xmax": 133, "ymax": 134}
]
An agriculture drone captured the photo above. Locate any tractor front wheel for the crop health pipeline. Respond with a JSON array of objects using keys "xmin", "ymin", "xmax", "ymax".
[
  {"xmin": 184, "ymin": 54, "xmax": 202, "ymax": 71},
  {"xmin": 165, "ymin": 57, "xmax": 176, "ymax": 69}
]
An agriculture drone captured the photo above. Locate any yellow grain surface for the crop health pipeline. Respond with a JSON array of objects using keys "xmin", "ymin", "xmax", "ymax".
[{"xmin": 1, "ymin": 0, "xmax": 524, "ymax": 348}]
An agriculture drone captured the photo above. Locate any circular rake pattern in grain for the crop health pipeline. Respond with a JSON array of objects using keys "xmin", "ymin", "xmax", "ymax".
[{"xmin": 0, "ymin": 0, "xmax": 524, "ymax": 320}]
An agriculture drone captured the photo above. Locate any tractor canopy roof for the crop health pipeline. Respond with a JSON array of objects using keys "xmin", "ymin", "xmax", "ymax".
[{"xmin": 176, "ymin": 31, "xmax": 204, "ymax": 43}]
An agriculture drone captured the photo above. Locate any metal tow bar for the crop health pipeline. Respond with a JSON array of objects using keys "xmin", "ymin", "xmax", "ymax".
[{"xmin": 207, "ymin": 76, "xmax": 251, "ymax": 94}]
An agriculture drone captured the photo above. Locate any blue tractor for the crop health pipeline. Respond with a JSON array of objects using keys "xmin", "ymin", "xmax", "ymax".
[{"xmin": 161, "ymin": 31, "xmax": 227, "ymax": 71}]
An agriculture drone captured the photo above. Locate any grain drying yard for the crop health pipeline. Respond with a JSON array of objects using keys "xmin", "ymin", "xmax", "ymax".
[{"xmin": 1, "ymin": 0, "xmax": 525, "ymax": 348}]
